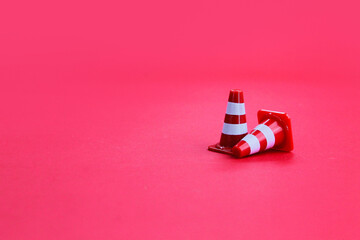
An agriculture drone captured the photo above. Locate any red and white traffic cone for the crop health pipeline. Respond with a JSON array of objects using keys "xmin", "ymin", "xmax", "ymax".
[
  {"xmin": 208, "ymin": 89, "xmax": 248, "ymax": 154},
  {"xmin": 232, "ymin": 109, "xmax": 294, "ymax": 158}
]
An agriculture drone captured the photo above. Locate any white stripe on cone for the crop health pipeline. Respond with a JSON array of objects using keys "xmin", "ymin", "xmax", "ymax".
[
  {"xmin": 222, "ymin": 123, "xmax": 248, "ymax": 135},
  {"xmin": 241, "ymin": 134, "xmax": 260, "ymax": 154},
  {"xmin": 226, "ymin": 102, "xmax": 246, "ymax": 115},
  {"xmin": 254, "ymin": 124, "xmax": 276, "ymax": 149}
]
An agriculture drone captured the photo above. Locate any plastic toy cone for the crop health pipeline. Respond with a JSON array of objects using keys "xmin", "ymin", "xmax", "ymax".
[
  {"xmin": 232, "ymin": 109, "xmax": 294, "ymax": 158},
  {"xmin": 208, "ymin": 89, "xmax": 248, "ymax": 154}
]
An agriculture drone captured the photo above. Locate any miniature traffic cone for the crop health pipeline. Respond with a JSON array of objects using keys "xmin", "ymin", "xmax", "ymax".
[
  {"xmin": 232, "ymin": 109, "xmax": 294, "ymax": 158},
  {"xmin": 208, "ymin": 89, "xmax": 248, "ymax": 154}
]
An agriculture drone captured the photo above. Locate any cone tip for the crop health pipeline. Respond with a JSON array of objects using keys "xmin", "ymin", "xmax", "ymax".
[
  {"xmin": 232, "ymin": 146, "xmax": 242, "ymax": 158},
  {"xmin": 228, "ymin": 89, "xmax": 244, "ymax": 103},
  {"xmin": 232, "ymin": 141, "xmax": 250, "ymax": 158}
]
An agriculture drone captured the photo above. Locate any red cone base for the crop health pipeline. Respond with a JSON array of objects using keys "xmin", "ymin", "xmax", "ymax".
[{"xmin": 208, "ymin": 143, "xmax": 235, "ymax": 155}]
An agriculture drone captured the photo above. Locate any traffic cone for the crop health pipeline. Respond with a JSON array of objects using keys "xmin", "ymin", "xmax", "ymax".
[
  {"xmin": 232, "ymin": 109, "xmax": 294, "ymax": 158},
  {"xmin": 208, "ymin": 89, "xmax": 248, "ymax": 154}
]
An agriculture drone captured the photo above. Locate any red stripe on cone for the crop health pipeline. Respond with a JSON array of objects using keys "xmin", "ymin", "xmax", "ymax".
[
  {"xmin": 252, "ymin": 130, "xmax": 267, "ymax": 151},
  {"xmin": 264, "ymin": 118, "xmax": 285, "ymax": 147},
  {"xmin": 224, "ymin": 114, "xmax": 247, "ymax": 124}
]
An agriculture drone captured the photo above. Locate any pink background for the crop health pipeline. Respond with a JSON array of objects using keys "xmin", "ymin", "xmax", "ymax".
[{"xmin": 1, "ymin": 0, "xmax": 360, "ymax": 239}]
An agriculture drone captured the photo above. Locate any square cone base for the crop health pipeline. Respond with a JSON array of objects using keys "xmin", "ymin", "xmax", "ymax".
[
  {"xmin": 258, "ymin": 109, "xmax": 294, "ymax": 152},
  {"xmin": 208, "ymin": 143, "xmax": 234, "ymax": 155}
]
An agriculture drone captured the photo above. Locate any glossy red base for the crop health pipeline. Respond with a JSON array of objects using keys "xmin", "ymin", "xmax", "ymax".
[
  {"xmin": 257, "ymin": 109, "xmax": 294, "ymax": 152},
  {"xmin": 208, "ymin": 143, "xmax": 233, "ymax": 155}
]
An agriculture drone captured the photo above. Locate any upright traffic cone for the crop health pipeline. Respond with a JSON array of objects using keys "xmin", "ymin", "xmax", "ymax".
[
  {"xmin": 232, "ymin": 109, "xmax": 294, "ymax": 158},
  {"xmin": 208, "ymin": 89, "xmax": 248, "ymax": 154}
]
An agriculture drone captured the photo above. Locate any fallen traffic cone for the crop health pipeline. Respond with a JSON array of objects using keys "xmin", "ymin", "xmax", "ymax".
[
  {"xmin": 232, "ymin": 109, "xmax": 294, "ymax": 158},
  {"xmin": 208, "ymin": 89, "xmax": 248, "ymax": 154}
]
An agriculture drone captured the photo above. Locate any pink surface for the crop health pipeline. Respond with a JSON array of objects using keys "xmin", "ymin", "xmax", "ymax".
[{"xmin": 1, "ymin": 0, "xmax": 360, "ymax": 239}]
